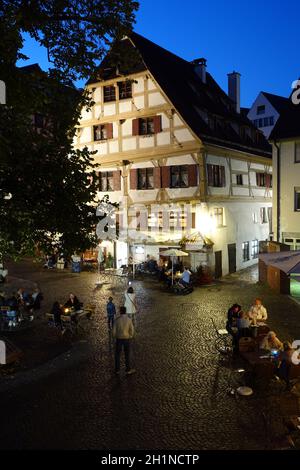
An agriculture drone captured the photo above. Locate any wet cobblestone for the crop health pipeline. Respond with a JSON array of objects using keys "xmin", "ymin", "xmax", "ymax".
[{"xmin": 1, "ymin": 259, "xmax": 300, "ymax": 449}]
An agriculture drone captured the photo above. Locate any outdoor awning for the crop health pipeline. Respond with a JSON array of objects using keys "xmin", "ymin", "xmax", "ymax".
[{"xmin": 259, "ymin": 251, "xmax": 300, "ymax": 274}]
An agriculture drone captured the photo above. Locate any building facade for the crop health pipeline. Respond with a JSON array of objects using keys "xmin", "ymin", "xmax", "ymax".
[
  {"xmin": 269, "ymin": 100, "xmax": 300, "ymax": 249},
  {"xmin": 248, "ymin": 91, "xmax": 289, "ymax": 139},
  {"xmin": 74, "ymin": 33, "xmax": 272, "ymax": 276}
]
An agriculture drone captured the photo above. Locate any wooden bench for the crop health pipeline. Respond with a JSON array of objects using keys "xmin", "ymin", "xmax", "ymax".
[{"xmin": 0, "ymin": 337, "xmax": 23, "ymax": 365}]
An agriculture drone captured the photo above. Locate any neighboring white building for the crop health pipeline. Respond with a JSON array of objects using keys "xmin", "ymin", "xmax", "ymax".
[
  {"xmin": 269, "ymin": 100, "xmax": 300, "ymax": 249},
  {"xmin": 74, "ymin": 33, "xmax": 272, "ymax": 277},
  {"xmin": 248, "ymin": 91, "xmax": 289, "ymax": 139}
]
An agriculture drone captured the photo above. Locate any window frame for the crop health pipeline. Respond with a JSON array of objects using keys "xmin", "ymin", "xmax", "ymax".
[
  {"xmin": 257, "ymin": 105, "xmax": 265, "ymax": 115},
  {"xmin": 118, "ymin": 80, "xmax": 132, "ymax": 100},
  {"xmin": 170, "ymin": 165, "xmax": 189, "ymax": 188},
  {"xmin": 213, "ymin": 207, "xmax": 224, "ymax": 227},
  {"xmin": 207, "ymin": 164, "xmax": 226, "ymax": 188},
  {"xmin": 103, "ymin": 85, "xmax": 116, "ymax": 103},
  {"xmin": 295, "ymin": 143, "xmax": 300, "ymax": 163},
  {"xmin": 294, "ymin": 187, "xmax": 300, "ymax": 211},
  {"xmin": 242, "ymin": 241, "xmax": 250, "ymax": 262},
  {"xmin": 236, "ymin": 174, "xmax": 243, "ymax": 186},
  {"xmin": 93, "ymin": 124, "xmax": 107, "ymax": 141},
  {"xmin": 256, "ymin": 172, "xmax": 266, "ymax": 187},
  {"xmin": 260, "ymin": 207, "xmax": 268, "ymax": 224},
  {"xmin": 139, "ymin": 117, "xmax": 155, "ymax": 135},
  {"xmin": 251, "ymin": 239, "xmax": 259, "ymax": 259},
  {"xmin": 137, "ymin": 168, "xmax": 154, "ymax": 190},
  {"xmin": 99, "ymin": 171, "xmax": 114, "ymax": 192}
]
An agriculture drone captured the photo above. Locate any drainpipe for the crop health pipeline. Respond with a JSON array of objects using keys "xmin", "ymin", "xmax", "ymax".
[{"xmin": 274, "ymin": 140, "xmax": 281, "ymax": 242}]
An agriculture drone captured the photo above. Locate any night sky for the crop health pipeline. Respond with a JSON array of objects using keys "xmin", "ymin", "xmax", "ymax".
[{"xmin": 17, "ymin": 0, "xmax": 299, "ymax": 107}]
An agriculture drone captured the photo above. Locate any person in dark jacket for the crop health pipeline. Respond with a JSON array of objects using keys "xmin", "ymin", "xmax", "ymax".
[
  {"xmin": 51, "ymin": 301, "xmax": 63, "ymax": 329},
  {"xmin": 226, "ymin": 303, "xmax": 241, "ymax": 350},
  {"xmin": 32, "ymin": 288, "xmax": 43, "ymax": 311},
  {"xmin": 226, "ymin": 304, "xmax": 241, "ymax": 333},
  {"xmin": 106, "ymin": 296, "xmax": 116, "ymax": 330},
  {"xmin": 64, "ymin": 293, "xmax": 81, "ymax": 312}
]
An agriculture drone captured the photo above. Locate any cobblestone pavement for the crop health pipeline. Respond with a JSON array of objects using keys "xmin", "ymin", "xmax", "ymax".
[{"xmin": 1, "ymin": 259, "xmax": 300, "ymax": 450}]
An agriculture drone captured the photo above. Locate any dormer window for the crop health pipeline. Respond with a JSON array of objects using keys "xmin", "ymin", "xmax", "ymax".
[{"xmin": 257, "ymin": 105, "xmax": 265, "ymax": 115}]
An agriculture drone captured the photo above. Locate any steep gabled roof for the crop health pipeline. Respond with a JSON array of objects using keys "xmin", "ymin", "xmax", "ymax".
[
  {"xmin": 269, "ymin": 99, "xmax": 300, "ymax": 141},
  {"xmin": 89, "ymin": 32, "xmax": 271, "ymax": 158},
  {"xmin": 261, "ymin": 91, "xmax": 290, "ymax": 113}
]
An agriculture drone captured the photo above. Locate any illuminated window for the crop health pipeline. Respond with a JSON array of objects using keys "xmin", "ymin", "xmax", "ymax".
[{"xmin": 214, "ymin": 207, "xmax": 224, "ymax": 227}]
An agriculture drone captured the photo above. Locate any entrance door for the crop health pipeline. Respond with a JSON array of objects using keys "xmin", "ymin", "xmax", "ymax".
[
  {"xmin": 214, "ymin": 251, "xmax": 222, "ymax": 278},
  {"xmin": 228, "ymin": 243, "xmax": 236, "ymax": 274}
]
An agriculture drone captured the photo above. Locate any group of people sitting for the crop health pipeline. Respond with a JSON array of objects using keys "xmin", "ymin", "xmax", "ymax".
[
  {"xmin": 226, "ymin": 298, "xmax": 268, "ymax": 342},
  {"xmin": 159, "ymin": 265, "xmax": 192, "ymax": 289},
  {"xmin": 0, "ymin": 287, "xmax": 43, "ymax": 326},
  {"xmin": 50, "ymin": 293, "xmax": 82, "ymax": 330}
]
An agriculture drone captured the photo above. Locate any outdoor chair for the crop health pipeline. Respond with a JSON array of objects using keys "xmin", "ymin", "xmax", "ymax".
[{"xmin": 211, "ymin": 317, "xmax": 232, "ymax": 354}]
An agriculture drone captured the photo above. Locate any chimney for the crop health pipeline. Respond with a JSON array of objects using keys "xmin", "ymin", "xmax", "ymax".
[
  {"xmin": 191, "ymin": 58, "xmax": 207, "ymax": 84},
  {"xmin": 227, "ymin": 71, "xmax": 241, "ymax": 113}
]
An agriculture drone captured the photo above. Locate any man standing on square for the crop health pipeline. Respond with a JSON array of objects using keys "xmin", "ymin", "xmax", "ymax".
[
  {"xmin": 106, "ymin": 296, "xmax": 116, "ymax": 330},
  {"xmin": 112, "ymin": 306, "xmax": 135, "ymax": 375}
]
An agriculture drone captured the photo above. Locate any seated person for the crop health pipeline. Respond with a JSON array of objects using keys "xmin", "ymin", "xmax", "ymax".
[
  {"xmin": 226, "ymin": 303, "xmax": 241, "ymax": 335},
  {"xmin": 51, "ymin": 301, "xmax": 63, "ymax": 329},
  {"xmin": 260, "ymin": 330, "xmax": 283, "ymax": 351},
  {"xmin": 237, "ymin": 311, "xmax": 251, "ymax": 337},
  {"xmin": 179, "ymin": 267, "xmax": 191, "ymax": 287},
  {"xmin": 248, "ymin": 298, "xmax": 268, "ymax": 323},
  {"xmin": 148, "ymin": 259, "xmax": 158, "ymax": 273},
  {"xmin": 64, "ymin": 293, "xmax": 82, "ymax": 312},
  {"xmin": 276, "ymin": 341, "xmax": 295, "ymax": 388}
]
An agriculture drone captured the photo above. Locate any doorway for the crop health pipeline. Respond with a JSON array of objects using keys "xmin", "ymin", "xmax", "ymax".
[
  {"xmin": 228, "ymin": 243, "xmax": 236, "ymax": 274},
  {"xmin": 214, "ymin": 251, "xmax": 222, "ymax": 278}
]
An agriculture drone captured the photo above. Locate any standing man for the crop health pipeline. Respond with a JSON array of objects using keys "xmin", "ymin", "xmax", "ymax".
[
  {"xmin": 106, "ymin": 296, "xmax": 116, "ymax": 330},
  {"xmin": 112, "ymin": 306, "xmax": 135, "ymax": 375}
]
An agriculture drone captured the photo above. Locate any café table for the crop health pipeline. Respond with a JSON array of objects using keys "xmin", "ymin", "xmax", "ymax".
[{"xmin": 240, "ymin": 349, "xmax": 278, "ymax": 388}]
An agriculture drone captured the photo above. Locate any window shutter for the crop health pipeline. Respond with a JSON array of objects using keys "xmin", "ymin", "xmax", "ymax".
[
  {"xmin": 266, "ymin": 174, "xmax": 271, "ymax": 188},
  {"xmin": 153, "ymin": 115, "xmax": 162, "ymax": 133},
  {"xmin": 154, "ymin": 167, "xmax": 161, "ymax": 188},
  {"xmin": 113, "ymin": 170, "xmax": 121, "ymax": 191},
  {"xmin": 132, "ymin": 119, "xmax": 140, "ymax": 136},
  {"xmin": 207, "ymin": 164, "xmax": 213, "ymax": 186},
  {"xmin": 106, "ymin": 123, "xmax": 113, "ymax": 139},
  {"xmin": 161, "ymin": 166, "xmax": 170, "ymax": 188},
  {"xmin": 220, "ymin": 166, "xmax": 226, "ymax": 187},
  {"xmin": 188, "ymin": 164, "xmax": 198, "ymax": 187},
  {"xmin": 130, "ymin": 169, "xmax": 137, "ymax": 190}
]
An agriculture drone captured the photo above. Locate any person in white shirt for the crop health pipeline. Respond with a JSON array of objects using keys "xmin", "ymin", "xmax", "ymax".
[
  {"xmin": 112, "ymin": 306, "xmax": 135, "ymax": 375},
  {"xmin": 124, "ymin": 286, "xmax": 137, "ymax": 323},
  {"xmin": 260, "ymin": 331, "xmax": 283, "ymax": 352},
  {"xmin": 179, "ymin": 267, "xmax": 191, "ymax": 287},
  {"xmin": 248, "ymin": 298, "xmax": 268, "ymax": 324}
]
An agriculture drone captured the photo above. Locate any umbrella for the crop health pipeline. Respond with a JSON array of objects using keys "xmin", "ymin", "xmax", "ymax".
[{"xmin": 160, "ymin": 249, "xmax": 189, "ymax": 285}]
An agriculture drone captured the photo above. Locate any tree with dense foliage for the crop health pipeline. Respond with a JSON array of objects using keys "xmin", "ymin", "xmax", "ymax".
[{"xmin": 0, "ymin": 0, "xmax": 138, "ymax": 257}]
